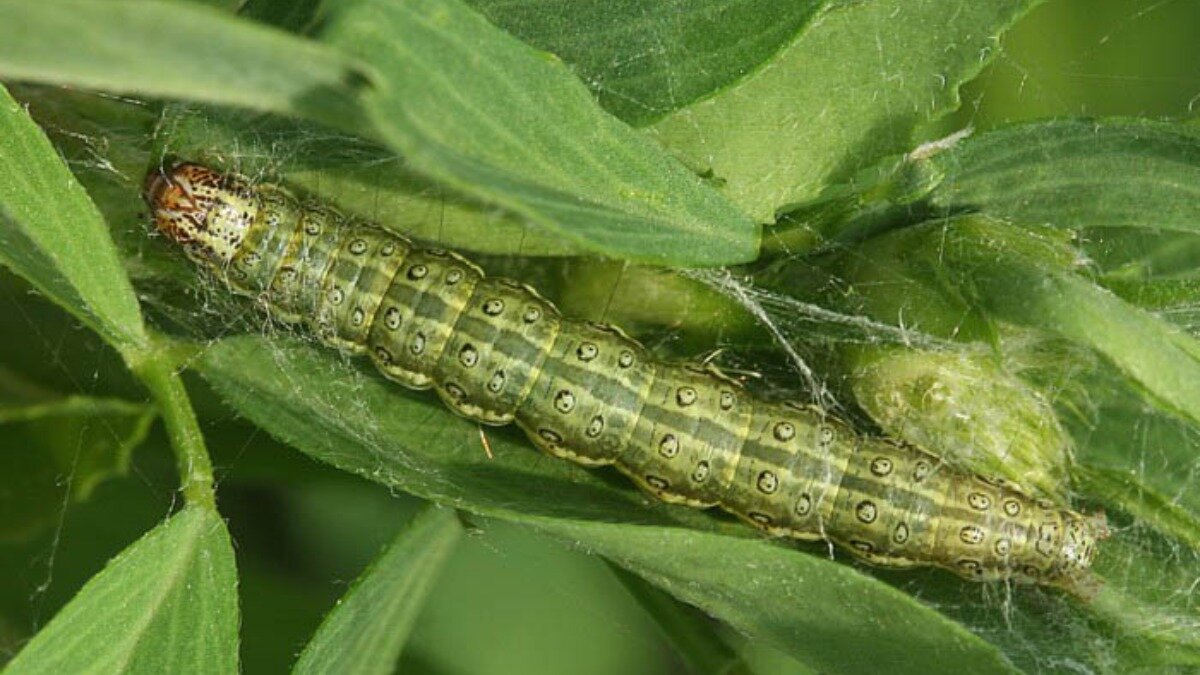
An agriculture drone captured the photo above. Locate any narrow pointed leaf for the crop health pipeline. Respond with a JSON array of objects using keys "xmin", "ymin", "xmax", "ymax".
[
  {"xmin": 0, "ymin": 83, "xmax": 146, "ymax": 351},
  {"xmin": 605, "ymin": 562, "xmax": 754, "ymax": 675},
  {"xmin": 0, "ymin": 0, "xmax": 371, "ymax": 133},
  {"xmin": 925, "ymin": 119, "xmax": 1200, "ymax": 237},
  {"xmin": 294, "ymin": 506, "xmax": 462, "ymax": 675},
  {"xmin": 920, "ymin": 119, "xmax": 1200, "ymax": 277},
  {"xmin": 538, "ymin": 520, "xmax": 1016, "ymax": 675},
  {"xmin": 5, "ymin": 506, "xmax": 239, "ymax": 674}
]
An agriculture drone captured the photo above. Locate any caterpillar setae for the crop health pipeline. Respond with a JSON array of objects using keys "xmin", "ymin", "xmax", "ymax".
[{"xmin": 144, "ymin": 161, "xmax": 1108, "ymax": 597}]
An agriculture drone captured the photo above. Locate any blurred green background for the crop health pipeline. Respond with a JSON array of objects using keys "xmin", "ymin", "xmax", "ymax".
[
  {"xmin": 941, "ymin": 0, "xmax": 1200, "ymax": 131},
  {"xmin": 2, "ymin": 0, "xmax": 1199, "ymax": 673}
]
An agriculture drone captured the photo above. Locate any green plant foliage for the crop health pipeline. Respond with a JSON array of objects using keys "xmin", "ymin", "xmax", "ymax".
[
  {"xmin": 0, "ymin": 0, "xmax": 370, "ymax": 134},
  {"xmin": 1, "ymin": 0, "xmax": 1200, "ymax": 673},
  {"xmin": 648, "ymin": 0, "xmax": 1041, "ymax": 221},
  {"xmin": 605, "ymin": 563, "xmax": 752, "ymax": 675},
  {"xmin": 294, "ymin": 506, "xmax": 462, "ymax": 675},
  {"xmin": 826, "ymin": 217, "xmax": 1200, "ymax": 429},
  {"xmin": 320, "ymin": 0, "xmax": 760, "ymax": 266},
  {"xmin": 465, "ymin": 0, "xmax": 829, "ymax": 126},
  {"xmin": 3, "ymin": 506, "xmax": 238, "ymax": 674},
  {"xmin": 924, "ymin": 119, "xmax": 1200, "ymax": 244},
  {"xmin": 0, "ymin": 0, "xmax": 759, "ymax": 266},
  {"xmin": 0, "ymin": 85, "xmax": 146, "ymax": 351}
]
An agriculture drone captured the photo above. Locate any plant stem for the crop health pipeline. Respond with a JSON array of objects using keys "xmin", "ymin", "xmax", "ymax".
[{"xmin": 131, "ymin": 350, "xmax": 215, "ymax": 509}]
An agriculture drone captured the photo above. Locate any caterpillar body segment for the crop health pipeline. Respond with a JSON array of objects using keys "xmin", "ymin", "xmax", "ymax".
[{"xmin": 144, "ymin": 162, "xmax": 1107, "ymax": 596}]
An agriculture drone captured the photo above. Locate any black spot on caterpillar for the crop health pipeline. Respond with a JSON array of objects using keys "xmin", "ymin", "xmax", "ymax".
[{"xmin": 144, "ymin": 161, "xmax": 1109, "ymax": 596}]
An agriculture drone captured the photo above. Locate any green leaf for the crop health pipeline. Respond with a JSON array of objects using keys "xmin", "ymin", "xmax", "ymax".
[
  {"xmin": 293, "ymin": 505, "xmax": 462, "ymax": 675},
  {"xmin": 768, "ymin": 118, "xmax": 1200, "ymax": 265},
  {"xmin": 1063, "ymin": 365, "xmax": 1200, "ymax": 536},
  {"xmin": 755, "ymin": 216, "xmax": 1200, "ymax": 664},
  {"xmin": 0, "ymin": 83, "xmax": 146, "ymax": 351},
  {"xmin": 319, "ymin": 0, "xmax": 759, "ymax": 266},
  {"xmin": 465, "ymin": 0, "xmax": 829, "ymax": 126},
  {"xmin": 781, "ymin": 216, "xmax": 1200, "ymax": 431},
  {"xmin": 197, "ymin": 334, "xmax": 1017, "ymax": 675},
  {"xmin": 648, "ymin": 0, "xmax": 1038, "ymax": 222},
  {"xmin": 1094, "ymin": 232, "xmax": 1200, "ymax": 283},
  {"xmin": 4, "ymin": 505, "xmax": 239, "ymax": 674},
  {"xmin": 188, "ymin": 0, "xmax": 247, "ymax": 12},
  {"xmin": 920, "ymin": 118, "xmax": 1200, "ymax": 277},
  {"xmin": 4, "ymin": 0, "xmax": 761, "ymax": 265},
  {"xmin": 539, "ymin": 521, "xmax": 1017, "ymax": 675},
  {"xmin": 10, "ymin": 82, "xmax": 162, "ymax": 260},
  {"xmin": 240, "ymin": 0, "xmax": 327, "ymax": 33},
  {"xmin": 0, "ymin": 84, "xmax": 218, "ymax": 507},
  {"xmin": 7, "ymin": 2, "xmax": 1200, "ymax": 670},
  {"xmin": 1075, "ymin": 465, "xmax": 1200, "ymax": 554},
  {"xmin": 926, "ymin": 119, "xmax": 1200, "ymax": 233},
  {"xmin": 0, "ymin": 0, "xmax": 372, "ymax": 134},
  {"xmin": 1100, "ymin": 277, "xmax": 1200, "ymax": 335},
  {"xmin": 605, "ymin": 562, "xmax": 753, "ymax": 675},
  {"xmin": 951, "ymin": 233, "xmax": 1200, "ymax": 431}
]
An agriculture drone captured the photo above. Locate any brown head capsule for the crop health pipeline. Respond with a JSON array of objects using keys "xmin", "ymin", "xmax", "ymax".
[{"xmin": 143, "ymin": 162, "xmax": 258, "ymax": 268}]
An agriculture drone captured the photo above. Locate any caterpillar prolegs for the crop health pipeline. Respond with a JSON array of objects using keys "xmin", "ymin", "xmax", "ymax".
[{"xmin": 144, "ymin": 162, "xmax": 1108, "ymax": 596}]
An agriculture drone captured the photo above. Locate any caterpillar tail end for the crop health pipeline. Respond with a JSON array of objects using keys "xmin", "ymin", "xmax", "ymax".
[
  {"xmin": 1052, "ymin": 509, "xmax": 1109, "ymax": 601},
  {"xmin": 1059, "ymin": 569, "xmax": 1105, "ymax": 603}
]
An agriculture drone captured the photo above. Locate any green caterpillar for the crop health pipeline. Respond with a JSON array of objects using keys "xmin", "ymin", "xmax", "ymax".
[{"xmin": 144, "ymin": 161, "xmax": 1107, "ymax": 596}]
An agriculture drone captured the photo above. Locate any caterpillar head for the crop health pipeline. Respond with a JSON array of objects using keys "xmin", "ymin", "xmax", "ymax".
[{"xmin": 143, "ymin": 162, "xmax": 258, "ymax": 268}]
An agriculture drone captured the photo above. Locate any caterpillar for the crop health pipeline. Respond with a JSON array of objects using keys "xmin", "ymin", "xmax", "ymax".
[{"xmin": 144, "ymin": 161, "xmax": 1108, "ymax": 597}]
